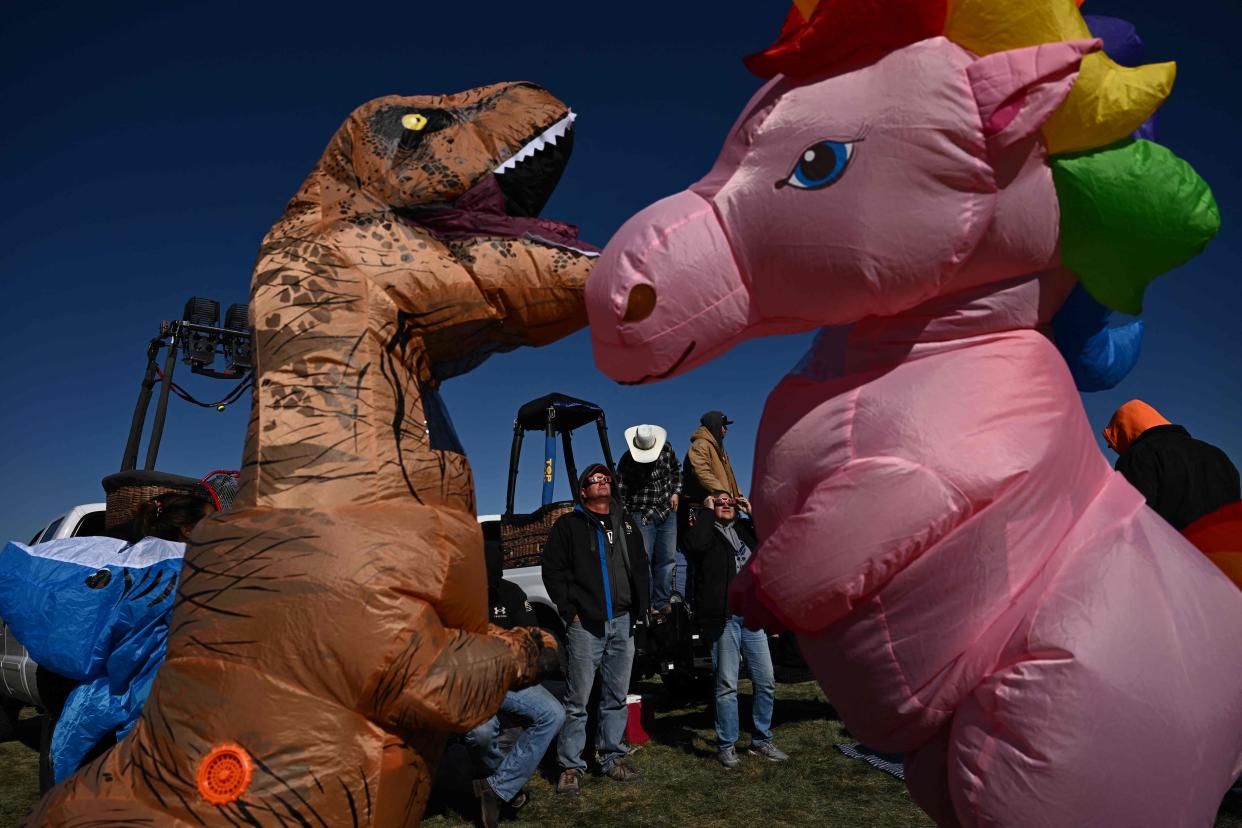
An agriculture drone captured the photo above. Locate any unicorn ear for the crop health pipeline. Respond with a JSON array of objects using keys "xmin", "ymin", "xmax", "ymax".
[{"xmin": 967, "ymin": 39, "xmax": 1101, "ymax": 153}]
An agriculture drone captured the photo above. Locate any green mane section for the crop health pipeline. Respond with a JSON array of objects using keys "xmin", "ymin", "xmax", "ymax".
[{"xmin": 1051, "ymin": 139, "xmax": 1220, "ymax": 315}]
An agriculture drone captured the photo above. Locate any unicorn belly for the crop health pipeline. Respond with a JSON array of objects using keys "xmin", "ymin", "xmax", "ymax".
[
  {"xmin": 796, "ymin": 471, "xmax": 1242, "ymax": 777},
  {"xmin": 750, "ymin": 330, "xmax": 1242, "ymax": 763}
]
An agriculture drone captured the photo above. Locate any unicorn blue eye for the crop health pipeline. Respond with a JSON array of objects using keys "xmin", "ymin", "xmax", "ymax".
[{"xmin": 779, "ymin": 140, "xmax": 856, "ymax": 190}]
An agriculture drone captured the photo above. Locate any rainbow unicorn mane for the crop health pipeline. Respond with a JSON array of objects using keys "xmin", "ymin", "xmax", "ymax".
[{"xmin": 747, "ymin": 0, "xmax": 1220, "ymax": 388}]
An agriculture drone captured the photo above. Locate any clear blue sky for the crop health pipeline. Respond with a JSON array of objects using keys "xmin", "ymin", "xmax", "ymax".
[{"xmin": 2, "ymin": 1, "xmax": 1238, "ymax": 541}]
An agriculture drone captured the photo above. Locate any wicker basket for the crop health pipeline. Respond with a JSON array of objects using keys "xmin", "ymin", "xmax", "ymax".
[
  {"xmin": 500, "ymin": 500, "xmax": 575, "ymax": 569},
  {"xmin": 101, "ymin": 470, "xmax": 204, "ymax": 531}
]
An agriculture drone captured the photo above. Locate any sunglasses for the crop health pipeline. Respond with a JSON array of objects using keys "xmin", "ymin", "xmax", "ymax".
[
  {"xmin": 585, "ymin": 473, "xmax": 612, "ymax": 485},
  {"xmin": 714, "ymin": 497, "xmax": 737, "ymax": 507}
]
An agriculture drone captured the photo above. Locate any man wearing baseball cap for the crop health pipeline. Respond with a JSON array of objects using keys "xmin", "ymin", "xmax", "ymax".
[
  {"xmin": 617, "ymin": 424, "xmax": 682, "ymax": 614},
  {"xmin": 680, "ymin": 411, "xmax": 744, "ymax": 531},
  {"xmin": 541, "ymin": 464, "xmax": 651, "ymax": 795}
]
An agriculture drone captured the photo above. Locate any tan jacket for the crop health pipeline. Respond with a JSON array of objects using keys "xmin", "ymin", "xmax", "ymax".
[{"xmin": 687, "ymin": 425, "xmax": 741, "ymax": 498}]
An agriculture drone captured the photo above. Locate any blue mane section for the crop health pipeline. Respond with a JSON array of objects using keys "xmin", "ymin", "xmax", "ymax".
[
  {"xmin": 1052, "ymin": 283, "xmax": 1144, "ymax": 392},
  {"xmin": 1049, "ymin": 13, "xmax": 1159, "ymax": 391}
]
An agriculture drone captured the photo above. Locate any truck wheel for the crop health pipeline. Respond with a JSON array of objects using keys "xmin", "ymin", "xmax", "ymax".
[
  {"xmin": 38, "ymin": 714, "xmax": 55, "ymax": 792},
  {"xmin": 0, "ymin": 697, "xmax": 20, "ymax": 743}
]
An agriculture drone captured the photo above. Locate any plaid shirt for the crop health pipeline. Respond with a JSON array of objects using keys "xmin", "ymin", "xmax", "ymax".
[{"xmin": 617, "ymin": 442, "xmax": 682, "ymax": 523}]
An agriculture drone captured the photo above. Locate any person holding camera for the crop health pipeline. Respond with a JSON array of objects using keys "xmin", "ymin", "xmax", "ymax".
[{"xmin": 682, "ymin": 491, "xmax": 788, "ymax": 770}]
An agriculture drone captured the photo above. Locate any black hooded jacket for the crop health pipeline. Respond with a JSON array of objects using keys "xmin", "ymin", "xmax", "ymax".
[
  {"xmin": 1116, "ymin": 424, "xmax": 1240, "ymax": 530},
  {"xmin": 485, "ymin": 540, "xmax": 537, "ymax": 630},
  {"xmin": 681, "ymin": 513, "xmax": 758, "ymax": 640},
  {"xmin": 541, "ymin": 470, "xmax": 651, "ymax": 628}
]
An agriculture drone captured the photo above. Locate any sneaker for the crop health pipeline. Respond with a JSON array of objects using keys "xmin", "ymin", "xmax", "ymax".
[
  {"xmin": 717, "ymin": 745, "xmax": 741, "ymax": 770},
  {"xmin": 556, "ymin": 768, "xmax": 582, "ymax": 797},
  {"xmin": 472, "ymin": 779, "xmax": 501, "ymax": 828},
  {"xmin": 748, "ymin": 740, "xmax": 789, "ymax": 762},
  {"xmin": 603, "ymin": 761, "xmax": 642, "ymax": 782}
]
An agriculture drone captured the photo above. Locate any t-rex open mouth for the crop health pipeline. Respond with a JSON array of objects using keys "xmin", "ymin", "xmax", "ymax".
[
  {"xmin": 493, "ymin": 111, "xmax": 575, "ymax": 218},
  {"xmin": 398, "ymin": 111, "xmax": 597, "ymax": 256}
]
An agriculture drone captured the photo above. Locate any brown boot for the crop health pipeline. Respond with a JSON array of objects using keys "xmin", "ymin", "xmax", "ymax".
[
  {"xmin": 473, "ymin": 779, "xmax": 501, "ymax": 828},
  {"xmin": 603, "ymin": 761, "xmax": 642, "ymax": 782},
  {"xmin": 555, "ymin": 768, "xmax": 582, "ymax": 797}
]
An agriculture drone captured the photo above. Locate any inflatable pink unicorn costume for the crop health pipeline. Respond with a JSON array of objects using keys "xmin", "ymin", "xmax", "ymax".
[{"xmin": 586, "ymin": 2, "xmax": 1242, "ymax": 825}]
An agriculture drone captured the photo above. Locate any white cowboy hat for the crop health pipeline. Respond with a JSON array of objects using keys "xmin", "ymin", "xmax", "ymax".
[{"xmin": 624, "ymin": 424, "xmax": 667, "ymax": 463}]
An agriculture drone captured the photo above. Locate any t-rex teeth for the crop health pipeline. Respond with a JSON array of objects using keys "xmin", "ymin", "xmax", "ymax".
[{"xmin": 492, "ymin": 111, "xmax": 576, "ymax": 174}]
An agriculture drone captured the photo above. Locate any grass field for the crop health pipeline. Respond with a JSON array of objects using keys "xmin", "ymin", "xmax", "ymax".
[{"xmin": 3, "ymin": 679, "xmax": 1242, "ymax": 827}]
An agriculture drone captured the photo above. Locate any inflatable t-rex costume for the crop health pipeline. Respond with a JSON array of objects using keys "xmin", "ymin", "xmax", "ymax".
[
  {"xmin": 28, "ymin": 83, "xmax": 595, "ymax": 826},
  {"xmin": 587, "ymin": 1, "xmax": 1242, "ymax": 825}
]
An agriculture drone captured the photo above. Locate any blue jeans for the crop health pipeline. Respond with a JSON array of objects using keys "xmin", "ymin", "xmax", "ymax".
[
  {"xmin": 710, "ymin": 614, "xmax": 775, "ymax": 749},
  {"xmin": 558, "ymin": 613, "xmax": 634, "ymax": 771},
  {"xmin": 633, "ymin": 510, "xmax": 677, "ymax": 609},
  {"xmin": 673, "ymin": 548, "xmax": 691, "ymax": 602},
  {"xmin": 464, "ymin": 684, "xmax": 565, "ymax": 801}
]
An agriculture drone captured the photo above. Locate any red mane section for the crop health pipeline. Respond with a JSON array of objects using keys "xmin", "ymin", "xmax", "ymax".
[
  {"xmin": 1183, "ymin": 501, "xmax": 1242, "ymax": 591},
  {"xmin": 744, "ymin": 0, "xmax": 948, "ymax": 79}
]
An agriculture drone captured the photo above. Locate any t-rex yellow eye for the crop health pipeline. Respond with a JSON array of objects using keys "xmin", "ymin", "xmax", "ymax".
[{"xmin": 401, "ymin": 113, "xmax": 428, "ymax": 131}]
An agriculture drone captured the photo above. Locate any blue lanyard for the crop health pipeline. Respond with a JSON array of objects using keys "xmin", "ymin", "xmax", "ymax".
[
  {"xmin": 582, "ymin": 507, "xmax": 614, "ymax": 619},
  {"xmin": 596, "ymin": 521, "xmax": 613, "ymax": 619}
]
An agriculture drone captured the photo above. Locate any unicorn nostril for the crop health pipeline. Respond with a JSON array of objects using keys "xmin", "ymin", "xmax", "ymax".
[{"xmin": 623, "ymin": 284, "xmax": 657, "ymax": 323}]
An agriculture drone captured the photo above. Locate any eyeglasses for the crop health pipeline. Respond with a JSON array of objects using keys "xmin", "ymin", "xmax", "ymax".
[{"xmin": 584, "ymin": 473, "xmax": 612, "ymax": 486}]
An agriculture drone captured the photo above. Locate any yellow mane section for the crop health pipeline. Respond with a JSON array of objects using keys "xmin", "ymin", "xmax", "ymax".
[
  {"xmin": 793, "ymin": 0, "xmax": 820, "ymax": 22},
  {"xmin": 945, "ymin": 0, "xmax": 1175, "ymax": 154}
]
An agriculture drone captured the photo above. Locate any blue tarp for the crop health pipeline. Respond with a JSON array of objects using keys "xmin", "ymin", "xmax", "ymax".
[{"xmin": 0, "ymin": 536, "xmax": 184, "ymax": 781}]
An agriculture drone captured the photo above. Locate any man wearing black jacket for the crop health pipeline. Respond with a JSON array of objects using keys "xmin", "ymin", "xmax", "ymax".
[
  {"xmin": 682, "ymin": 491, "xmax": 788, "ymax": 770},
  {"xmin": 541, "ymin": 464, "xmax": 650, "ymax": 795}
]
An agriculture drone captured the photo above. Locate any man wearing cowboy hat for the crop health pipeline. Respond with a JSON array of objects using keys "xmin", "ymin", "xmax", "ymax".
[{"xmin": 618, "ymin": 424, "xmax": 682, "ymax": 614}]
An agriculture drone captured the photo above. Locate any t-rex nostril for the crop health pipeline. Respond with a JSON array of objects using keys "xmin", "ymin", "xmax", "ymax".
[{"xmin": 623, "ymin": 284, "xmax": 657, "ymax": 323}]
